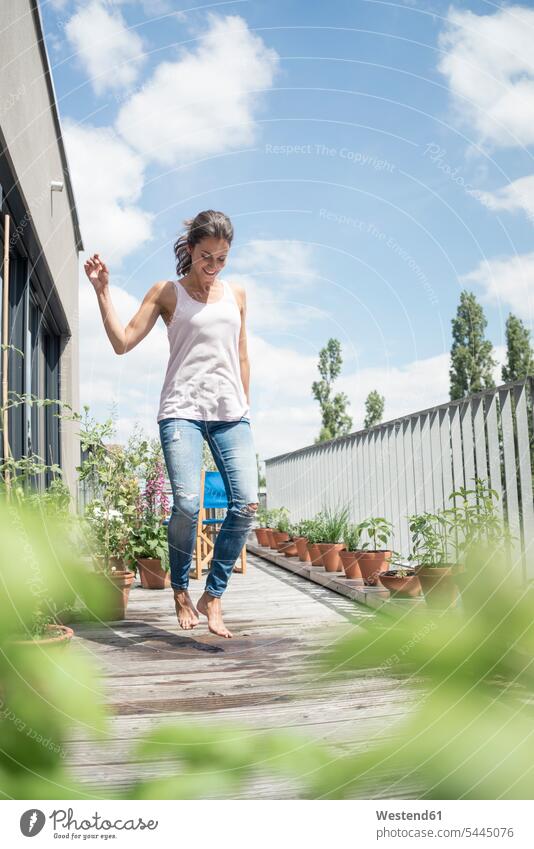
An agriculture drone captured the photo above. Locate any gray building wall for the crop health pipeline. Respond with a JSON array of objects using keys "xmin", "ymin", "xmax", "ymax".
[{"xmin": 0, "ymin": 0, "xmax": 82, "ymax": 494}]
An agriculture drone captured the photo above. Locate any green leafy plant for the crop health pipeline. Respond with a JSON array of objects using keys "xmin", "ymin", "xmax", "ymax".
[
  {"xmin": 272, "ymin": 506, "xmax": 290, "ymax": 533},
  {"xmin": 342, "ymin": 522, "xmax": 363, "ymax": 552},
  {"xmin": 295, "ymin": 512, "xmax": 327, "ymax": 544},
  {"xmin": 445, "ymin": 477, "xmax": 512, "ymax": 559},
  {"xmin": 128, "ymin": 444, "xmax": 170, "ymax": 569},
  {"xmin": 69, "ymin": 407, "xmax": 144, "ymax": 570},
  {"xmin": 356, "ymin": 516, "xmax": 393, "ymax": 551},
  {"xmin": 292, "ymin": 517, "xmax": 316, "ymax": 539},
  {"xmin": 318, "ymin": 503, "xmax": 351, "ymax": 543},
  {"xmin": 256, "ymin": 505, "xmax": 269, "ymax": 527},
  {"xmin": 129, "ymin": 518, "xmax": 169, "ymax": 567},
  {"xmin": 263, "ymin": 507, "xmax": 279, "ymax": 528},
  {"xmin": 408, "ymin": 511, "xmax": 452, "ymax": 567},
  {"xmin": 0, "ymin": 365, "xmax": 63, "ymax": 504}
]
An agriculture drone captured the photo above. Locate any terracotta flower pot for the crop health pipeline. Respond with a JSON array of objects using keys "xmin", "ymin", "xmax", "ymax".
[
  {"xmin": 416, "ymin": 565, "xmax": 462, "ymax": 609},
  {"xmin": 276, "ymin": 538, "xmax": 299, "ymax": 557},
  {"xmin": 306, "ymin": 541, "xmax": 323, "ymax": 566},
  {"xmin": 378, "ymin": 570, "xmax": 422, "ymax": 598},
  {"xmin": 137, "ymin": 558, "xmax": 170, "ymax": 590},
  {"xmin": 339, "ymin": 550, "xmax": 363, "ymax": 579},
  {"xmin": 12, "ymin": 624, "xmax": 74, "ymax": 647},
  {"xmin": 317, "ymin": 542, "xmax": 346, "ymax": 572},
  {"xmin": 294, "ymin": 536, "xmax": 311, "ymax": 562},
  {"xmin": 266, "ymin": 528, "xmax": 277, "ymax": 549},
  {"xmin": 254, "ymin": 527, "xmax": 270, "ymax": 546},
  {"xmin": 105, "ymin": 569, "xmax": 136, "ymax": 620},
  {"xmin": 357, "ymin": 550, "xmax": 392, "ymax": 586},
  {"xmin": 272, "ymin": 531, "xmax": 290, "ymax": 546}
]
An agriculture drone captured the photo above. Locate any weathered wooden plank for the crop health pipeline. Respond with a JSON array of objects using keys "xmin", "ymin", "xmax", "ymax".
[{"xmin": 68, "ymin": 553, "xmax": 414, "ymax": 798}]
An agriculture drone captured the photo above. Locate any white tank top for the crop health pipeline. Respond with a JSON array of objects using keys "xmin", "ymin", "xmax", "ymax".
[{"xmin": 157, "ymin": 277, "xmax": 250, "ymax": 422}]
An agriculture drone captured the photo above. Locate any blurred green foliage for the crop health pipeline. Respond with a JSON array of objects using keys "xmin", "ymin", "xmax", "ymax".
[
  {"xmin": 0, "ymin": 501, "xmax": 109, "ymax": 798},
  {"xmin": 2, "ymin": 496, "xmax": 533, "ymax": 801}
]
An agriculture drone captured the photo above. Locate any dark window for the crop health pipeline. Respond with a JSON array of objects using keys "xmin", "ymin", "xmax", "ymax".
[
  {"xmin": 1, "ymin": 243, "xmax": 61, "ymax": 490},
  {"xmin": 28, "ymin": 292, "xmax": 61, "ymax": 489},
  {"xmin": 7, "ymin": 254, "xmax": 26, "ymax": 463}
]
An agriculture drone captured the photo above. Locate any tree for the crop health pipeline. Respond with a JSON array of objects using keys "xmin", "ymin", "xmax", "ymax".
[
  {"xmin": 312, "ymin": 338, "xmax": 352, "ymax": 442},
  {"xmin": 502, "ymin": 313, "xmax": 534, "ymax": 383},
  {"xmin": 450, "ymin": 290, "xmax": 496, "ymax": 400},
  {"xmin": 364, "ymin": 390, "xmax": 385, "ymax": 429},
  {"xmin": 256, "ymin": 452, "xmax": 266, "ymax": 488}
]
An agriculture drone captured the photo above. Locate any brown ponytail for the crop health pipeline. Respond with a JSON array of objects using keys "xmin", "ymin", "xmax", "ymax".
[{"xmin": 174, "ymin": 210, "xmax": 234, "ymax": 277}]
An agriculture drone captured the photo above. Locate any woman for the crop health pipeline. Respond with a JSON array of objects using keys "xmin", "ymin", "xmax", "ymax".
[{"xmin": 84, "ymin": 210, "xmax": 259, "ymax": 639}]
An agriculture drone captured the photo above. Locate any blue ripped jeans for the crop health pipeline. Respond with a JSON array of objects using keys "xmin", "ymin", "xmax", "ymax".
[{"xmin": 158, "ymin": 417, "xmax": 259, "ymax": 597}]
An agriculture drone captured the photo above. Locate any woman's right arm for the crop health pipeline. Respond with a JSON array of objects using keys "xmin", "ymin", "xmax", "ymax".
[{"xmin": 84, "ymin": 253, "xmax": 167, "ymax": 355}]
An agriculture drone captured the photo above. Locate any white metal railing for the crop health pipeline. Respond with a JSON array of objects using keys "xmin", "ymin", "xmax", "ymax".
[{"xmin": 265, "ymin": 378, "xmax": 534, "ymax": 582}]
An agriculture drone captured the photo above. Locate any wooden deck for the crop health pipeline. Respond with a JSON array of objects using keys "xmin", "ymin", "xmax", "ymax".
[{"xmin": 67, "ymin": 549, "xmax": 416, "ymax": 799}]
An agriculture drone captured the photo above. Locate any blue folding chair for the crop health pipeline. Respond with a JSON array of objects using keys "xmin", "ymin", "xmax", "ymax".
[{"xmin": 191, "ymin": 469, "xmax": 247, "ymax": 580}]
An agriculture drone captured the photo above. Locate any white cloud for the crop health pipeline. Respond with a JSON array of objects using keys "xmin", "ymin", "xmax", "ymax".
[
  {"xmin": 460, "ymin": 253, "xmax": 534, "ymax": 323},
  {"xmin": 115, "ymin": 14, "xmax": 278, "ymax": 165},
  {"xmin": 226, "ymin": 271, "xmax": 324, "ymax": 333},
  {"xmin": 63, "ymin": 121, "xmax": 153, "ymax": 263},
  {"xmin": 226, "ymin": 239, "xmax": 324, "ymax": 332},
  {"xmin": 438, "ymin": 5, "xmax": 534, "ymax": 147},
  {"xmin": 472, "ymin": 174, "xmax": 534, "ymax": 226},
  {"xmin": 65, "ymin": 0, "xmax": 146, "ymax": 95},
  {"xmin": 232, "ymin": 239, "xmax": 318, "ymax": 284}
]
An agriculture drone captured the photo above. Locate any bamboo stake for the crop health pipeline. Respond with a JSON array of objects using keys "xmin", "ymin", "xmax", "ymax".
[{"xmin": 2, "ymin": 213, "xmax": 10, "ymax": 496}]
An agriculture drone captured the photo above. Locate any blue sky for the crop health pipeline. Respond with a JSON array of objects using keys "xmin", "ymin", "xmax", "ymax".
[{"xmin": 41, "ymin": 0, "xmax": 534, "ymax": 461}]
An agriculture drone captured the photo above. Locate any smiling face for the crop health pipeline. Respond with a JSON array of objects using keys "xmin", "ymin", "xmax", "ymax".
[{"xmin": 188, "ymin": 236, "xmax": 230, "ymax": 285}]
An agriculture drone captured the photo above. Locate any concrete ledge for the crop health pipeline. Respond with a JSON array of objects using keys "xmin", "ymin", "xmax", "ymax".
[{"xmin": 246, "ymin": 541, "xmax": 425, "ymax": 619}]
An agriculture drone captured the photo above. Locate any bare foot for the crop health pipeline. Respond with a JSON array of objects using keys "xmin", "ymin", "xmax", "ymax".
[
  {"xmin": 196, "ymin": 592, "xmax": 233, "ymax": 638},
  {"xmin": 173, "ymin": 589, "xmax": 199, "ymax": 630}
]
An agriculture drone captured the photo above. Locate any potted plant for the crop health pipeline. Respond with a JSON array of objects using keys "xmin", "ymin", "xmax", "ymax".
[
  {"xmin": 355, "ymin": 517, "xmax": 393, "ymax": 585},
  {"xmin": 253, "ymin": 506, "xmax": 270, "ymax": 546},
  {"xmin": 130, "ymin": 452, "xmax": 171, "ymax": 589},
  {"xmin": 262, "ymin": 508, "xmax": 279, "ymax": 548},
  {"xmin": 292, "ymin": 518, "xmax": 314, "ymax": 562},
  {"xmin": 75, "ymin": 409, "xmax": 144, "ymax": 619},
  {"xmin": 409, "ymin": 511, "xmax": 461, "ymax": 608},
  {"xmin": 305, "ymin": 513, "xmax": 326, "ymax": 566},
  {"xmin": 317, "ymin": 504, "xmax": 350, "ymax": 572},
  {"xmin": 339, "ymin": 523, "xmax": 364, "ymax": 579},
  {"xmin": 277, "ymin": 521, "xmax": 300, "ymax": 557},
  {"xmin": 378, "ymin": 552, "xmax": 422, "ymax": 598},
  {"xmin": 445, "ymin": 478, "xmax": 511, "ymax": 590},
  {"xmin": 272, "ymin": 506, "xmax": 291, "ymax": 547}
]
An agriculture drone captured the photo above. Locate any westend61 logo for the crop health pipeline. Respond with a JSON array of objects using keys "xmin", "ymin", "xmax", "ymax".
[{"xmin": 20, "ymin": 808, "xmax": 159, "ymax": 838}]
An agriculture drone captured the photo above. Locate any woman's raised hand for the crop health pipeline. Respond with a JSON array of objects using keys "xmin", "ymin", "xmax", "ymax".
[{"xmin": 84, "ymin": 253, "xmax": 109, "ymax": 294}]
